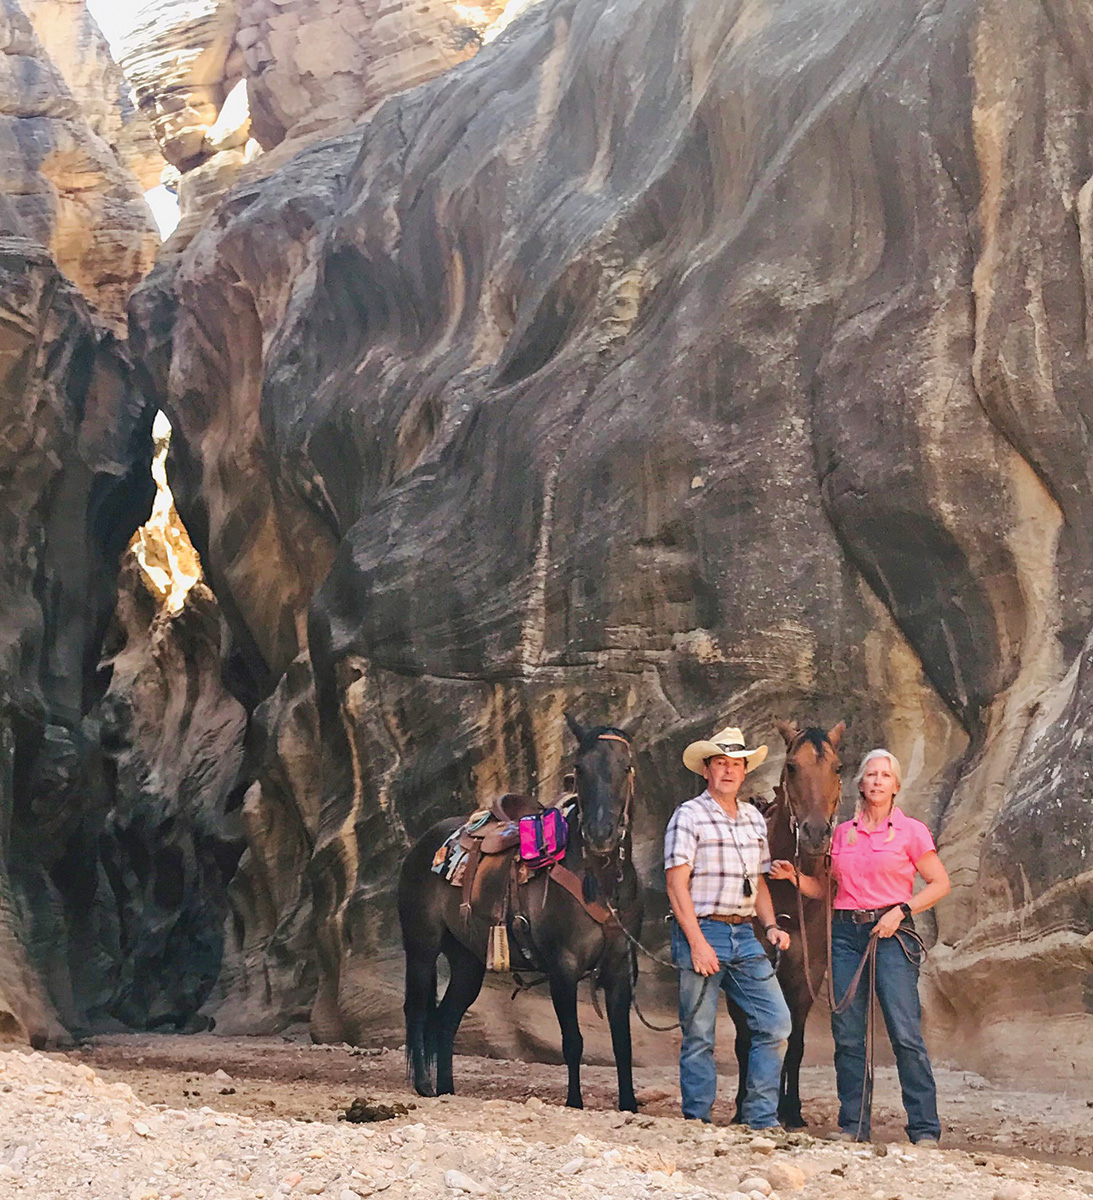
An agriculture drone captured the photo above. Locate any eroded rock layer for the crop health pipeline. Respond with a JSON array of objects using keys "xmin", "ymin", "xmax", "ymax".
[
  {"xmin": 0, "ymin": 0, "xmax": 158, "ymax": 328},
  {"xmin": 127, "ymin": 0, "xmax": 1093, "ymax": 1073},
  {"xmin": 20, "ymin": 0, "xmax": 165, "ymax": 190},
  {"xmin": 0, "ymin": 236, "xmax": 154, "ymax": 1042}
]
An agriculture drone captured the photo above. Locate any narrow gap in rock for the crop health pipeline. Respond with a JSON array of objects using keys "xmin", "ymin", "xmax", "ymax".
[{"xmin": 128, "ymin": 410, "xmax": 202, "ymax": 611}]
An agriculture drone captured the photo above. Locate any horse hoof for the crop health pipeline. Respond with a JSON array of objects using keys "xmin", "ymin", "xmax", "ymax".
[
  {"xmin": 414, "ymin": 1082, "xmax": 437, "ymax": 1098},
  {"xmin": 565, "ymin": 1098, "xmax": 584, "ymax": 1110},
  {"xmin": 619, "ymin": 1100, "xmax": 638, "ymax": 1113}
]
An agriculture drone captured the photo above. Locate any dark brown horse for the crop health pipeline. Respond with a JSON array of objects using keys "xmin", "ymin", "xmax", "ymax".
[
  {"xmin": 731, "ymin": 720, "xmax": 844, "ymax": 1128},
  {"xmin": 397, "ymin": 715, "xmax": 642, "ymax": 1110}
]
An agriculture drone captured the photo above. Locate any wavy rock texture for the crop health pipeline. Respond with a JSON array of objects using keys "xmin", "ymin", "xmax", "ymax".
[
  {"xmin": 20, "ymin": 0, "xmax": 165, "ymax": 190},
  {"xmin": 235, "ymin": 0, "xmax": 508, "ymax": 149},
  {"xmin": 94, "ymin": 563, "xmax": 247, "ymax": 1030},
  {"xmin": 129, "ymin": 0, "xmax": 1093, "ymax": 1074},
  {"xmin": 0, "ymin": 236, "xmax": 155, "ymax": 1042},
  {"xmin": 0, "ymin": 0, "xmax": 158, "ymax": 328},
  {"xmin": 113, "ymin": 0, "xmax": 512, "ymax": 223},
  {"xmin": 117, "ymin": 0, "xmax": 242, "ymax": 169}
]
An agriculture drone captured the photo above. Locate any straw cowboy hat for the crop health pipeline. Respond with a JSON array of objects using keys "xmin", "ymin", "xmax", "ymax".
[{"xmin": 682, "ymin": 726, "xmax": 768, "ymax": 775}]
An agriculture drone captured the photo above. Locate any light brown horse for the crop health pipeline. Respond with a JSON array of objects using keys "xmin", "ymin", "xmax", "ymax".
[{"xmin": 731, "ymin": 720, "xmax": 844, "ymax": 1127}]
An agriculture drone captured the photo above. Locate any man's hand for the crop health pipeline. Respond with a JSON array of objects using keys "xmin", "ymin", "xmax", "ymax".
[
  {"xmin": 874, "ymin": 907, "xmax": 905, "ymax": 939},
  {"xmin": 688, "ymin": 935, "xmax": 721, "ymax": 976},
  {"xmin": 767, "ymin": 926, "xmax": 790, "ymax": 952}
]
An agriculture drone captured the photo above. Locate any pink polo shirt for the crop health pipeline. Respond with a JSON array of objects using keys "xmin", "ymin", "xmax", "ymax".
[{"xmin": 830, "ymin": 807, "xmax": 936, "ymax": 910}]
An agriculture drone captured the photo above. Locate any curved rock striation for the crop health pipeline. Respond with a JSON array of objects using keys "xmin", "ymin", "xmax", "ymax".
[
  {"xmin": 130, "ymin": 0, "xmax": 1093, "ymax": 1072},
  {"xmin": 20, "ymin": 0, "xmax": 165, "ymax": 190},
  {"xmin": 0, "ymin": 235, "xmax": 155, "ymax": 1042},
  {"xmin": 0, "ymin": 0, "xmax": 158, "ymax": 328}
]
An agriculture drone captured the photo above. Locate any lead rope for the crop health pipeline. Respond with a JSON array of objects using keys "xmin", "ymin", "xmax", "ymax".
[
  {"xmin": 790, "ymin": 807, "xmax": 929, "ymax": 1141},
  {"xmin": 605, "ymin": 902, "xmax": 783, "ymax": 1034}
]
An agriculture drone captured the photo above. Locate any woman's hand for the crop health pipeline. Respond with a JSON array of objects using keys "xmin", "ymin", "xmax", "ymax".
[
  {"xmin": 769, "ymin": 859, "xmax": 798, "ymax": 883},
  {"xmin": 766, "ymin": 925, "xmax": 791, "ymax": 952},
  {"xmin": 874, "ymin": 906, "xmax": 905, "ymax": 939}
]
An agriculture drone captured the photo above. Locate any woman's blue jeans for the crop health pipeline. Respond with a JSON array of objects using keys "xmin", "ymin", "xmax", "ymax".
[
  {"xmin": 829, "ymin": 917, "xmax": 941, "ymax": 1142},
  {"xmin": 671, "ymin": 918, "xmax": 791, "ymax": 1127}
]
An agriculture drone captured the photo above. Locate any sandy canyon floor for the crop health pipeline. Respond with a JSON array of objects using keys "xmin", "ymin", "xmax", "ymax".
[{"xmin": 1, "ymin": 1032, "xmax": 1092, "ymax": 1199}]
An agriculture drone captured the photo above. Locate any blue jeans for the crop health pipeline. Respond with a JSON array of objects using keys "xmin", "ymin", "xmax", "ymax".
[
  {"xmin": 671, "ymin": 918, "xmax": 791, "ymax": 1126},
  {"xmin": 830, "ymin": 917, "xmax": 940, "ymax": 1142}
]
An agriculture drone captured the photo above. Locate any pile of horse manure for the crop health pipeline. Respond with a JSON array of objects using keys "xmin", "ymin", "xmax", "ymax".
[{"xmin": 341, "ymin": 1097, "xmax": 414, "ymax": 1123}]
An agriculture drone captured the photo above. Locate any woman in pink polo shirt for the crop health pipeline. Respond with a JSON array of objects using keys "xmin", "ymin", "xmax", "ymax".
[{"xmin": 771, "ymin": 748, "xmax": 950, "ymax": 1145}]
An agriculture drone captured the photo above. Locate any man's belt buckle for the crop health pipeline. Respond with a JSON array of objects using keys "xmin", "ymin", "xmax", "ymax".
[{"xmin": 851, "ymin": 908, "xmax": 879, "ymax": 924}]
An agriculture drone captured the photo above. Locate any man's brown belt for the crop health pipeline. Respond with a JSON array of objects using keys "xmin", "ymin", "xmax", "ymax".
[{"xmin": 704, "ymin": 913, "xmax": 752, "ymax": 925}]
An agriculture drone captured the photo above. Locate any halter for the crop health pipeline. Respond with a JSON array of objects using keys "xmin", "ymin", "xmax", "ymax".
[
  {"xmin": 778, "ymin": 729, "xmax": 840, "ymax": 1007},
  {"xmin": 575, "ymin": 732, "xmax": 635, "ymax": 862},
  {"xmin": 780, "ymin": 730, "xmax": 839, "ymax": 845}
]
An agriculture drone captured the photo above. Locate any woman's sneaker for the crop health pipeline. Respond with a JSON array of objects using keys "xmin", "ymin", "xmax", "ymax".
[{"xmin": 912, "ymin": 1137, "xmax": 940, "ymax": 1149}]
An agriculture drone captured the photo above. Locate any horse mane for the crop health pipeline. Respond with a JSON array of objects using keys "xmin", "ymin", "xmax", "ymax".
[
  {"xmin": 577, "ymin": 725, "xmax": 630, "ymax": 751},
  {"xmin": 794, "ymin": 727, "xmax": 832, "ymax": 757}
]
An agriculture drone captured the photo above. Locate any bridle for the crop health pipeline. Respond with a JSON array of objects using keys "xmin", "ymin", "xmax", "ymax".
[
  {"xmin": 577, "ymin": 732, "xmax": 635, "ymax": 862},
  {"xmin": 780, "ymin": 732, "xmax": 840, "ymax": 1005}
]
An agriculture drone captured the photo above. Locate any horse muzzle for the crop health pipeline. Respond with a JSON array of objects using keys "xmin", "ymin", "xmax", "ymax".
[{"xmin": 583, "ymin": 833, "xmax": 623, "ymax": 858}]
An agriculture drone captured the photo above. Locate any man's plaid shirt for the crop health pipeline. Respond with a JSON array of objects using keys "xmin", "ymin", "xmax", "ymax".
[{"xmin": 664, "ymin": 791, "xmax": 771, "ymax": 918}]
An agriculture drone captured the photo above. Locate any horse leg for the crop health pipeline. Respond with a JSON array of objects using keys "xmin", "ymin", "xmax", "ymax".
[
  {"xmin": 779, "ymin": 1009, "xmax": 808, "ymax": 1129},
  {"xmin": 433, "ymin": 933, "xmax": 486, "ymax": 1096},
  {"xmin": 548, "ymin": 969, "xmax": 584, "ymax": 1109},
  {"xmin": 403, "ymin": 941, "xmax": 439, "ymax": 1097},
  {"xmin": 604, "ymin": 956, "xmax": 637, "ymax": 1112},
  {"xmin": 728, "ymin": 995, "xmax": 751, "ymax": 1124}
]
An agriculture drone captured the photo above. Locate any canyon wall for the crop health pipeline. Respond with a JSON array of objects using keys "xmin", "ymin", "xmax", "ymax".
[
  {"xmin": 0, "ymin": 0, "xmax": 158, "ymax": 330},
  {"xmin": 128, "ymin": 0, "xmax": 1093, "ymax": 1075},
  {"xmin": 0, "ymin": 0, "xmax": 248, "ymax": 1041},
  {"xmin": 3, "ymin": 0, "xmax": 1092, "ymax": 1080}
]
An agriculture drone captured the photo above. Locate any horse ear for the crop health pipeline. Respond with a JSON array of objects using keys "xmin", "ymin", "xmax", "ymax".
[
  {"xmin": 826, "ymin": 720, "xmax": 846, "ymax": 749},
  {"xmin": 564, "ymin": 711, "xmax": 586, "ymax": 744},
  {"xmin": 775, "ymin": 720, "xmax": 799, "ymax": 747}
]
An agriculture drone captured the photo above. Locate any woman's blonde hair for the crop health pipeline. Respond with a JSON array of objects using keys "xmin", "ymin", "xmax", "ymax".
[{"xmin": 846, "ymin": 749, "xmax": 902, "ymax": 844}]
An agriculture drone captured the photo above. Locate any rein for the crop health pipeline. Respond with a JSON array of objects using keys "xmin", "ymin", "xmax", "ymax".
[{"xmin": 778, "ymin": 736, "xmax": 930, "ymax": 1141}]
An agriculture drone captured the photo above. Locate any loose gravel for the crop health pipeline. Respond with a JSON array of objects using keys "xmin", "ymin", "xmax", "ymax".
[{"xmin": 2, "ymin": 1047, "xmax": 1093, "ymax": 1199}]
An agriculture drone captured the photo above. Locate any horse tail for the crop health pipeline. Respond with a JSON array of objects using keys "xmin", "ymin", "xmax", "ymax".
[{"xmin": 402, "ymin": 935, "xmax": 439, "ymax": 1093}]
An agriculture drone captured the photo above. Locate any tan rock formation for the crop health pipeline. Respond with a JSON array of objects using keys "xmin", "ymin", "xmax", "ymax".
[
  {"xmin": 236, "ymin": 0, "xmax": 508, "ymax": 148},
  {"xmin": 118, "ymin": 0, "xmax": 241, "ymax": 169},
  {"xmin": 111, "ymin": 0, "xmax": 513, "ymax": 222},
  {"xmin": 20, "ymin": 0, "xmax": 165, "ymax": 190},
  {"xmin": 0, "ymin": 0, "xmax": 158, "ymax": 328}
]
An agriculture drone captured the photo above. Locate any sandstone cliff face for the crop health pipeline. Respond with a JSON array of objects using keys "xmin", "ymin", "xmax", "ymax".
[
  {"xmin": 20, "ymin": 0, "xmax": 165, "ymax": 190},
  {"xmin": 113, "ymin": 0, "xmax": 511, "ymax": 225},
  {"xmin": 0, "ymin": 235, "xmax": 154, "ymax": 1043},
  {"xmin": 128, "ymin": 0, "xmax": 1093, "ymax": 1073},
  {"xmin": 236, "ymin": 0, "xmax": 508, "ymax": 149},
  {"xmin": 0, "ymin": 0, "xmax": 158, "ymax": 328}
]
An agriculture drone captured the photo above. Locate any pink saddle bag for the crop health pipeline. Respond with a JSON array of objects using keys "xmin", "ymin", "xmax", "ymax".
[{"xmin": 518, "ymin": 808, "xmax": 568, "ymax": 868}]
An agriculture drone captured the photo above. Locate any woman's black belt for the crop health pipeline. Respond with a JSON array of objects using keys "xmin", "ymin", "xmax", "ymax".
[{"xmin": 834, "ymin": 908, "xmax": 893, "ymax": 924}]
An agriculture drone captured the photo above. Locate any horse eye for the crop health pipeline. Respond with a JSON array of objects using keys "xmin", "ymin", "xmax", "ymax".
[{"xmin": 785, "ymin": 761, "xmax": 797, "ymax": 773}]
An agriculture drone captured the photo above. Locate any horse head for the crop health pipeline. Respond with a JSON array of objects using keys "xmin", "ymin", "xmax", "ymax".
[
  {"xmin": 565, "ymin": 712, "xmax": 634, "ymax": 857},
  {"xmin": 775, "ymin": 719, "xmax": 845, "ymax": 858}
]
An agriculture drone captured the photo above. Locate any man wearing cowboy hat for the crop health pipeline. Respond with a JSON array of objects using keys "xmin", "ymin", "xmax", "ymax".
[{"xmin": 665, "ymin": 725, "xmax": 792, "ymax": 1127}]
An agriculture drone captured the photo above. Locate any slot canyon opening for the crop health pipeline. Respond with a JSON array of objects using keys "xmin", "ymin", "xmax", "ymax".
[
  {"xmin": 78, "ymin": 410, "xmax": 248, "ymax": 1033},
  {"xmin": 128, "ymin": 410, "xmax": 202, "ymax": 610}
]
